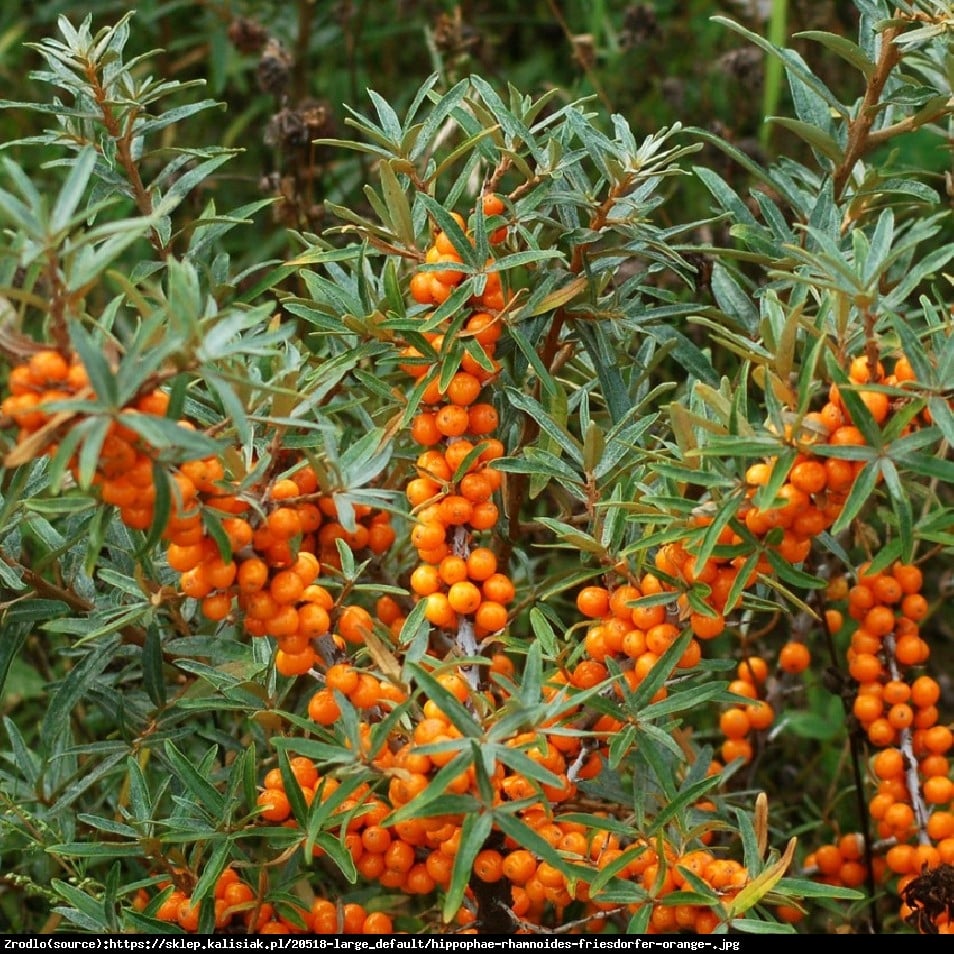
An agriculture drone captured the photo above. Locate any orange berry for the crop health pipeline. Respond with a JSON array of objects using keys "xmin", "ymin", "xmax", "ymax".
[
  {"xmin": 746, "ymin": 699, "xmax": 775, "ymax": 731},
  {"xmin": 350, "ymin": 673, "xmax": 381, "ymax": 710},
  {"xmin": 424, "ymin": 592, "xmax": 457, "ymax": 629},
  {"xmin": 895, "ymin": 634, "xmax": 929, "ymax": 667},
  {"xmin": 927, "ymin": 811, "xmax": 954, "ymax": 841},
  {"xmin": 417, "ymin": 449, "xmax": 453, "ymax": 482},
  {"xmin": 858, "ymin": 389, "xmax": 889, "ymax": 424},
  {"xmin": 923, "ymin": 726, "xmax": 954, "ymax": 755},
  {"xmin": 468, "ymin": 500, "xmax": 499, "ymax": 530},
  {"xmin": 825, "ymin": 609, "xmax": 845, "ymax": 636},
  {"xmin": 435, "ymin": 404, "xmax": 471, "ymax": 438},
  {"xmin": 901, "ymin": 592, "xmax": 929, "ymax": 622},
  {"xmin": 690, "ymin": 611, "xmax": 725, "ymax": 640},
  {"xmin": 789, "ymin": 459, "xmax": 827, "ymax": 494},
  {"xmin": 738, "ymin": 656, "xmax": 769, "ymax": 684},
  {"xmin": 727, "ymin": 679, "xmax": 758, "ymax": 701},
  {"xmin": 813, "ymin": 844, "xmax": 842, "ymax": 876},
  {"xmin": 848, "ymin": 652, "xmax": 883, "ymax": 683},
  {"xmin": 308, "ymin": 688, "xmax": 341, "ymax": 726},
  {"xmin": 923, "ymin": 775, "xmax": 954, "ymax": 805},
  {"xmin": 465, "ymin": 547, "xmax": 498, "ymax": 581},
  {"xmin": 447, "ymin": 580, "xmax": 482, "ymax": 615},
  {"xmin": 338, "ymin": 605, "xmax": 374, "ymax": 645},
  {"xmin": 446, "ymin": 371, "xmax": 482, "ymax": 407},
  {"xmin": 719, "ymin": 707, "xmax": 751, "ymax": 739},
  {"xmin": 576, "ymin": 586, "xmax": 610, "ymax": 619},
  {"xmin": 257, "ymin": 788, "xmax": 291, "ymax": 823},
  {"xmin": 439, "ymin": 494, "xmax": 474, "ymax": 526},
  {"xmin": 848, "ymin": 355, "xmax": 884, "ymax": 383},
  {"xmin": 853, "ymin": 692, "xmax": 883, "ymax": 723},
  {"xmin": 720, "ymin": 737, "xmax": 752, "ymax": 764},
  {"xmin": 867, "ymin": 718, "xmax": 896, "ymax": 748},
  {"xmin": 892, "ymin": 562, "xmax": 923, "ymax": 594},
  {"xmin": 29, "ymin": 350, "xmax": 70, "ymax": 384},
  {"xmin": 406, "ymin": 476, "xmax": 441, "ymax": 508},
  {"xmin": 325, "ymin": 663, "xmax": 360, "ymax": 696},
  {"xmin": 911, "ymin": 675, "xmax": 941, "ymax": 708},
  {"xmin": 884, "ymin": 801, "xmax": 915, "ymax": 835},
  {"xmin": 481, "ymin": 572, "xmax": 515, "ymax": 604},
  {"xmin": 502, "ymin": 849, "xmax": 536, "ymax": 884},
  {"xmin": 362, "ymin": 912, "xmax": 393, "ymax": 934},
  {"xmin": 745, "ymin": 462, "xmax": 772, "ymax": 486},
  {"xmin": 473, "ymin": 849, "xmax": 504, "ymax": 883},
  {"xmin": 201, "ymin": 592, "xmax": 233, "ymax": 622},
  {"xmin": 474, "ymin": 600, "xmax": 508, "ymax": 633},
  {"xmin": 410, "ymin": 564, "xmax": 441, "ymax": 596},
  {"xmin": 468, "ymin": 402, "xmax": 499, "ymax": 434},
  {"xmin": 269, "ymin": 569, "xmax": 305, "ymax": 605},
  {"xmin": 872, "ymin": 747, "xmax": 904, "ymax": 779},
  {"xmin": 887, "ymin": 703, "xmax": 914, "ymax": 730},
  {"xmin": 778, "ymin": 641, "xmax": 811, "ymax": 674},
  {"xmin": 267, "ymin": 506, "xmax": 302, "ymax": 540},
  {"xmin": 411, "ymin": 519, "xmax": 447, "ymax": 551},
  {"xmin": 274, "ymin": 646, "xmax": 316, "ymax": 677}
]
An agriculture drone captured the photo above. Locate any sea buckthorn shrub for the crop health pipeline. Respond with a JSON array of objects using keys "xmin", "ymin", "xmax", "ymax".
[{"xmin": 3, "ymin": 2, "xmax": 954, "ymax": 937}]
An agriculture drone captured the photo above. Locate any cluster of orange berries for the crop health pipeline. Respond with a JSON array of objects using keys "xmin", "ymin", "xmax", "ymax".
[
  {"xmin": 2, "ymin": 349, "xmax": 91, "ymax": 440},
  {"xmin": 840, "ymin": 562, "xmax": 933, "ymax": 745},
  {"xmin": 574, "ymin": 579, "xmax": 699, "ymax": 732},
  {"xmin": 600, "ymin": 351, "xmax": 925, "ymax": 765},
  {"xmin": 835, "ymin": 560, "xmax": 953, "ymax": 928},
  {"xmin": 306, "ymin": 653, "xmax": 409, "ymax": 726},
  {"xmin": 141, "ymin": 864, "xmax": 390, "ymax": 933},
  {"xmin": 2, "ymin": 349, "xmax": 182, "ymax": 531},
  {"xmin": 574, "ymin": 572, "xmax": 777, "ymax": 768},
  {"xmin": 793, "ymin": 831, "xmax": 878, "ymax": 926},
  {"xmin": 399, "ymin": 198, "xmax": 515, "ymax": 641},
  {"xmin": 1, "ymin": 350, "xmax": 401, "ymax": 680},
  {"xmin": 253, "ymin": 738, "xmax": 742, "ymax": 932},
  {"xmin": 814, "ymin": 556, "xmax": 954, "ymax": 917},
  {"xmin": 407, "ymin": 194, "xmax": 509, "ymax": 310},
  {"xmin": 167, "ymin": 464, "xmax": 395, "ymax": 676},
  {"xmin": 561, "ymin": 347, "xmax": 953, "ymax": 931}
]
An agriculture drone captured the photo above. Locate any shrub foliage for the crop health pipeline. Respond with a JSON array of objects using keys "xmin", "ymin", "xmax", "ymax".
[{"xmin": 2, "ymin": 0, "xmax": 954, "ymax": 937}]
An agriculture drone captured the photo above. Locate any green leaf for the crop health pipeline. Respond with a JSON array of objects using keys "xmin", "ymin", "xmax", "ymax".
[
  {"xmin": 528, "ymin": 607, "xmax": 560, "ymax": 658},
  {"xmin": 575, "ymin": 320, "xmax": 629, "ymax": 423},
  {"xmin": 829, "ymin": 460, "xmax": 880, "ymax": 536},
  {"xmin": 154, "ymin": 153, "xmax": 235, "ymax": 217},
  {"xmin": 880, "ymin": 458, "xmax": 914, "ymax": 565},
  {"xmin": 443, "ymin": 811, "xmax": 493, "ymax": 923},
  {"xmin": 162, "ymin": 740, "xmax": 225, "ymax": 818},
  {"xmin": 41, "ymin": 636, "xmax": 120, "ymax": 744},
  {"xmin": 118, "ymin": 413, "xmax": 221, "ymax": 460},
  {"xmin": 2, "ymin": 715, "xmax": 41, "ymax": 786},
  {"xmin": 69, "ymin": 319, "xmax": 116, "ymax": 406},
  {"xmin": 191, "ymin": 838, "xmax": 232, "ymax": 904},
  {"xmin": 772, "ymin": 877, "xmax": 865, "ymax": 901},
  {"xmin": 4, "ymin": 598, "xmax": 70, "ymax": 623},
  {"xmin": 126, "ymin": 756, "xmax": 152, "ymax": 827},
  {"xmin": 793, "ymin": 31, "xmax": 875, "ymax": 77},
  {"xmin": 710, "ymin": 261, "xmax": 758, "ymax": 333},
  {"xmin": 52, "ymin": 879, "xmax": 108, "ymax": 931},
  {"xmin": 51, "ymin": 144, "xmax": 97, "ymax": 233},
  {"xmin": 505, "ymin": 388, "xmax": 583, "ymax": 465},
  {"xmin": 766, "ymin": 117, "xmax": 843, "ymax": 163},
  {"xmin": 379, "ymin": 159, "xmax": 415, "ymax": 246},
  {"xmin": 731, "ymin": 917, "xmax": 797, "ymax": 934}
]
